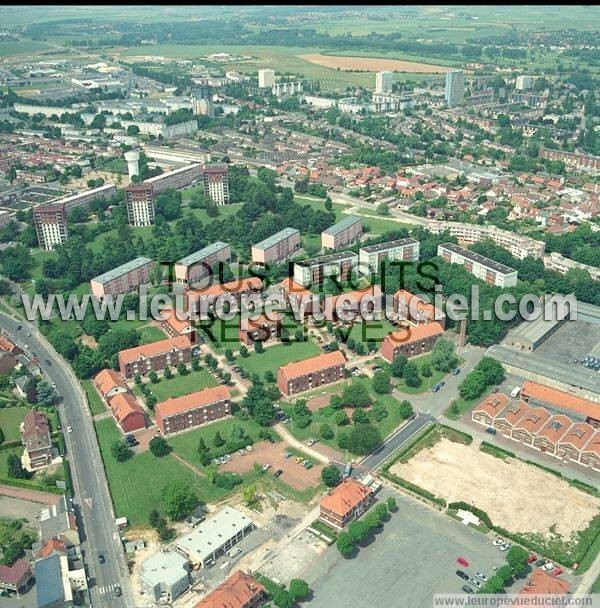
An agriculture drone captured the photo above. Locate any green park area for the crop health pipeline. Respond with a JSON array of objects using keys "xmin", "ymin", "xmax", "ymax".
[
  {"xmin": 0, "ymin": 406, "xmax": 30, "ymax": 443},
  {"xmin": 238, "ymin": 341, "xmax": 321, "ymax": 378},
  {"xmin": 134, "ymin": 368, "xmax": 219, "ymax": 403}
]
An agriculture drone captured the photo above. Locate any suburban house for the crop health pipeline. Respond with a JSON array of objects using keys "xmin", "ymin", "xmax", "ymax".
[
  {"xmin": 118, "ymin": 336, "xmax": 192, "ymax": 379},
  {"xmin": 155, "ymin": 386, "xmax": 231, "ymax": 435},
  {"xmin": 36, "ymin": 496, "xmax": 81, "ymax": 557},
  {"xmin": 277, "ymin": 350, "xmax": 346, "ymax": 397},
  {"xmin": 319, "ymin": 479, "xmax": 374, "ymax": 530},
  {"xmin": 580, "ymin": 434, "xmax": 600, "ymax": 471},
  {"xmin": 380, "ymin": 321, "xmax": 444, "ymax": 362},
  {"xmin": 0, "ymin": 558, "xmax": 33, "ymax": 594},
  {"xmin": 193, "ymin": 570, "xmax": 265, "ymax": 608},
  {"xmin": 238, "ymin": 313, "xmax": 282, "ymax": 346},
  {"xmin": 0, "ymin": 335, "xmax": 23, "ymax": 356},
  {"xmin": 93, "ymin": 368, "xmax": 128, "ymax": 400},
  {"xmin": 20, "ymin": 409, "xmax": 53, "ymax": 471},
  {"xmin": 108, "ymin": 393, "xmax": 146, "ymax": 434},
  {"xmin": 471, "ymin": 394, "xmax": 510, "ymax": 427}
]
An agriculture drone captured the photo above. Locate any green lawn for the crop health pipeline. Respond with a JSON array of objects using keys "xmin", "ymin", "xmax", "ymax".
[
  {"xmin": 0, "ymin": 407, "xmax": 29, "ymax": 443},
  {"xmin": 139, "ymin": 325, "xmax": 168, "ymax": 344},
  {"xmin": 0, "ymin": 40, "xmax": 51, "ymax": 57},
  {"xmin": 137, "ymin": 369, "xmax": 218, "ymax": 403},
  {"xmin": 591, "ymin": 572, "xmax": 600, "ymax": 593},
  {"xmin": 239, "ymin": 341, "xmax": 321, "ymax": 378},
  {"xmin": 81, "ymin": 380, "xmax": 106, "ymax": 416},
  {"xmin": 94, "ymin": 418, "xmax": 229, "ymax": 525},
  {"xmin": 445, "ymin": 385, "xmax": 494, "ymax": 421}
]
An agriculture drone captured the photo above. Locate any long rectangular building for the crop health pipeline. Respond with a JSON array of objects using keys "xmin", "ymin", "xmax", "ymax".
[
  {"xmin": 118, "ymin": 336, "xmax": 192, "ymax": 379},
  {"xmin": 437, "ymin": 242, "xmax": 518, "ymax": 287},
  {"xmin": 174, "ymin": 241, "xmax": 231, "ymax": 284},
  {"xmin": 251, "ymin": 228, "xmax": 300, "ymax": 265},
  {"xmin": 277, "ymin": 350, "xmax": 346, "ymax": 396},
  {"xmin": 144, "ymin": 163, "xmax": 203, "ymax": 194},
  {"xmin": 155, "ymin": 386, "xmax": 231, "ymax": 435},
  {"xmin": 33, "ymin": 203, "xmax": 68, "ymax": 251},
  {"xmin": 359, "ymin": 237, "xmax": 419, "ymax": 271},
  {"xmin": 54, "ymin": 183, "xmax": 117, "ymax": 212},
  {"xmin": 90, "ymin": 256, "xmax": 154, "ymax": 299},
  {"xmin": 125, "ymin": 183, "xmax": 155, "ymax": 227},
  {"xmin": 293, "ymin": 251, "xmax": 358, "ymax": 288},
  {"xmin": 321, "ymin": 216, "xmax": 362, "ymax": 250}
]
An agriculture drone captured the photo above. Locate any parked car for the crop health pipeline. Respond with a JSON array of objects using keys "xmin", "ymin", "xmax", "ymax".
[
  {"xmin": 98, "ymin": 553, "xmax": 105, "ymax": 565},
  {"xmin": 115, "ymin": 587, "xmax": 122, "ymax": 597},
  {"xmin": 304, "ymin": 461, "xmax": 313, "ymax": 470},
  {"xmin": 439, "ymin": 381, "xmax": 445, "ymax": 387},
  {"xmin": 527, "ymin": 554, "xmax": 537, "ymax": 564},
  {"xmin": 307, "ymin": 438, "xmax": 318, "ymax": 446},
  {"xmin": 227, "ymin": 547, "xmax": 242, "ymax": 558},
  {"xmin": 67, "ymin": 426, "xmax": 73, "ymax": 433},
  {"xmin": 551, "ymin": 567, "xmax": 563, "ymax": 577},
  {"xmin": 344, "ymin": 464, "xmax": 352, "ymax": 478},
  {"xmin": 283, "ymin": 418, "xmax": 291, "ymax": 424},
  {"xmin": 452, "ymin": 368, "xmax": 461, "ymax": 375},
  {"xmin": 461, "ymin": 586, "xmax": 474, "ymax": 594},
  {"xmin": 285, "ymin": 450, "xmax": 294, "ymax": 458},
  {"xmin": 457, "ymin": 557, "xmax": 469, "ymax": 567},
  {"xmin": 499, "ymin": 543, "xmax": 511, "ymax": 551},
  {"xmin": 533, "ymin": 559, "xmax": 547, "ymax": 567},
  {"xmin": 273, "ymin": 469, "xmax": 283, "ymax": 478},
  {"xmin": 541, "ymin": 563, "xmax": 555, "ymax": 572},
  {"xmin": 431, "ymin": 385, "xmax": 440, "ymax": 393},
  {"xmin": 456, "ymin": 570, "xmax": 469, "ymax": 581},
  {"xmin": 475, "ymin": 571, "xmax": 487, "ymax": 582},
  {"xmin": 485, "ymin": 427, "xmax": 497, "ymax": 435},
  {"xmin": 245, "ymin": 445, "xmax": 252, "ymax": 452},
  {"xmin": 295, "ymin": 456, "xmax": 303, "ymax": 463},
  {"xmin": 492, "ymin": 538, "xmax": 505, "ymax": 546},
  {"xmin": 469, "ymin": 578, "xmax": 482, "ymax": 589},
  {"xmin": 262, "ymin": 464, "xmax": 271, "ymax": 471},
  {"xmin": 267, "ymin": 436, "xmax": 275, "ymax": 444}
]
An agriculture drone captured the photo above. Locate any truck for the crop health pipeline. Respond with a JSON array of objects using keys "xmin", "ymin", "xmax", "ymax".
[{"xmin": 510, "ymin": 386, "xmax": 521, "ymax": 398}]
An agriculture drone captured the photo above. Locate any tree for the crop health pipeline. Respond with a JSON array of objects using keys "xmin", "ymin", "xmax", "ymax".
[
  {"xmin": 239, "ymin": 345, "xmax": 249, "ymax": 358},
  {"xmin": 162, "ymin": 479, "xmax": 198, "ymax": 521},
  {"xmin": 347, "ymin": 520, "xmax": 370, "ymax": 544},
  {"xmin": 176, "ymin": 362, "xmax": 188, "ymax": 376},
  {"xmin": 372, "ymin": 370, "xmax": 391, "ymax": 394},
  {"xmin": 336, "ymin": 532, "xmax": 355, "ymax": 556},
  {"xmin": 352, "ymin": 407, "xmax": 368, "ymax": 424},
  {"xmin": 35, "ymin": 380, "xmax": 59, "ymax": 407},
  {"xmin": 506, "ymin": 546, "xmax": 529, "ymax": 577},
  {"xmin": 272, "ymin": 588, "xmax": 293, "ymax": 608},
  {"xmin": 7, "ymin": 453, "xmax": 29, "ymax": 479},
  {"xmin": 288, "ymin": 579, "xmax": 310, "ymax": 601},
  {"xmin": 191, "ymin": 357, "xmax": 201, "ymax": 371},
  {"xmin": 148, "ymin": 370, "xmax": 159, "ymax": 384},
  {"xmin": 164, "ymin": 365, "xmax": 173, "ymax": 380},
  {"xmin": 476, "ymin": 357, "xmax": 505, "ymax": 386},
  {"xmin": 111, "ymin": 441, "xmax": 133, "ymax": 463},
  {"xmin": 421, "ymin": 363, "xmax": 432, "ymax": 378},
  {"xmin": 149, "ymin": 436, "xmax": 171, "ymax": 457},
  {"xmin": 458, "ymin": 369, "xmax": 487, "ymax": 400},
  {"xmin": 321, "ymin": 465, "xmax": 341, "ymax": 487},
  {"xmin": 319, "ymin": 423, "xmax": 334, "ymax": 440},
  {"xmin": 387, "ymin": 496, "xmax": 397, "ymax": 511},
  {"xmin": 148, "ymin": 509, "xmax": 161, "ymax": 528},
  {"xmin": 264, "ymin": 371, "xmax": 275, "ymax": 383},
  {"xmin": 242, "ymin": 483, "xmax": 259, "ymax": 508},
  {"xmin": 213, "ymin": 431, "xmax": 225, "ymax": 447},
  {"xmin": 146, "ymin": 393, "xmax": 157, "ymax": 410},
  {"xmin": 403, "ymin": 361, "xmax": 421, "ymax": 387},
  {"xmin": 335, "ymin": 410, "xmax": 350, "ymax": 426},
  {"xmin": 374, "ymin": 503, "xmax": 388, "ymax": 520},
  {"xmin": 398, "ymin": 400, "xmax": 413, "ymax": 419},
  {"xmin": 253, "ymin": 340, "xmax": 264, "ymax": 354},
  {"xmin": 346, "ymin": 423, "xmax": 382, "ymax": 455},
  {"xmin": 341, "ymin": 381, "xmax": 371, "ymax": 408},
  {"xmin": 431, "ymin": 338, "xmax": 457, "ymax": 372}
]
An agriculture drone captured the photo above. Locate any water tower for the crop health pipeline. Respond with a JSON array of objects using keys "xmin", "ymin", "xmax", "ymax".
[{"xmin": 124, "ymin": 150, "xmax": 140, "ymax": 178}]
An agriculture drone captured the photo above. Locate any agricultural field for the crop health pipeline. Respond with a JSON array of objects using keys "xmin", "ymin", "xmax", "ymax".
[
  {"xmin": 0, "ymin": 40, "xmax": 51, "ymax": 57},
  {"xmin": 298, "ymin": 53, "xmax": 453, "ymax": 74}
]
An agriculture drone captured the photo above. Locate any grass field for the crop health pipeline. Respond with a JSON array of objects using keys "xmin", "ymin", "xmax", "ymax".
[
  {"xmin": 0, "ymin": 40, "xmax": 51, "ymax": 57},
  {"xmin": 82, "ymin": 380, "xmax": 106, "ymax": 416},
  {"xmin": 94, "ymin": 418, "xmax": 228, "ymax": 525},
  {"xmin": 136, "ymin": 368, "xmax": 219, "ymax": 403},
  {"xmin": 0, "ymin": 407, "xmax": 30, "ymax": 443},
  {"xmin": 239, "ymin": 341, "xmax": 321, "ymax": 378},
  {"xmin": 139, "ymin": 325, "xmax": 167, "ymax": 344}
]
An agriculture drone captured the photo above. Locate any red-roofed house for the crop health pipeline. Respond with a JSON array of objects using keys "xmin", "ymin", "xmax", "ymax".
[
  {"xmin": 393, "ymin": 290, "xmax": 445, "ymax": 328},
  {"xmin": 533, "ymin": 415, "xmax": 573, "ymax": 455},
  {"xmin": 520, "ymin": 569, "xmax": 570, "ymax": 596},
  {"xmin": 579, "ymin": 432, "xmax": 600, "ymax": 471},
  {"xmin": 557, "ymin": 422, "xmax": 596, "ymax": 462},
  {"xmin": 320, "ymin": 480, "xmax": 374, "ymax": 530},
  {"xmin": 511, "ymin": 407, "xmax": 552, "ymax": 446},
  {"xmin": 472, "ymin": 394, "xmax": 510, "ymax": 427},
  {"xmin": 493, "ymin": 401, "xmax": 530, "ymax": 436},
  {"xmin": 277, "ymin": 350, "xmax": 346, "ymax": 397},
  {"xmin": 20, "ymin": 409, "xmax": 53, "ymax": 471},
  {"xmin": 193, "ymin": 570, "xmax": 265, "ymax": 608},
  {"xmin": 381, "ymin": 322, "xmax": 444, "ymax": 362},
  {"xmin": 0, "ymin": 558, "xmax": 33, "ymax": 593},
  {"xmin": 108, "ymin": 393, "xmax": 146, "ymax": 434},
  {"xmin": 160, "ymin": 307, "xmax": 196, "ymax": 343},
  {"xmin": 118, "ymin": 336, "xmax": 192, "ymax": 379},
  {"xmin": 94, "ymin": 368, "xmax": 128, "ymax": 400},
  {"xmin": 155, "ymin": 386, "xmax": 231, "ymax": 435}
]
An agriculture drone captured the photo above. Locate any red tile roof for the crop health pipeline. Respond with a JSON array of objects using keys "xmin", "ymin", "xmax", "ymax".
[
  {"xmin": 156, "ymin": 386, "xmax": 230, "ymax": 418},
  {"xmin": 497, "ymin": 400, "xmax": 530, "ymax": 426},
  {"xmin": 522, "ymin": 381, "xmax": 599, "ymax": 421},
  {"xmin": 187, "ymin": 276, "xmax": 262, "ymax": 301},
  {"xmin": 160, "ymin": 307, "xmax": 193, "ymax": 334},
  {"xmin": 21, "ymin": 409, "xmax": 51, "ymax": 452},
  {"xmin": 513, "ymin": 407, "xmax": 552, "ymax": 434},
  {"xmin": 108, "ymin": 393, "xmax": 145, "ymax": 425},
  {"xmin": 118, "ymin": 336, "xmax": 191, "ymax": 366},
  {"xmin": 194, "ymin": 570, "xmax": 264, "ymax": 608},
  {"xmin": 383, "ymin": 321, "xmax": 444, "ymax": 346},
  {"xmin": 473, "ymin": 394, "xmax": 510, "ymax": 419},
  {"xmin": 94, "ymin": 368, "xmax": 127, "ymax": 397},
  {"xmin": 278, "ymin": 350, "xmax": 346, "ymax": 381},
  {"xmin": 0, "ymin": 558, "xmax": 31, "ymax": 587},
  {"xmin": 320, "ymin": 479, "xmax": 372, "ymax": 519},
  {"xmin": 558, "ymin": 422, "xmax": 595, "ymax": 451},
  {"xmin": 536, "ymin": 415, "xmax": 573, "ymax": 445},
  {"xmin": 520, "ymin": 569, "xmax": 570, "ymax": 595},
  {"xmin": 39, "ymin": 537, "xmax": 67, "ymax": 558}
]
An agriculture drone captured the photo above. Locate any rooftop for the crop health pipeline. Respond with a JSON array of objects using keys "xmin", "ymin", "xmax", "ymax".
[
  {"xmin": 322, "ymin": 215, "xmax": 362, "ymax": 237},
  {"xmin": 296, "ymin": 251, "xmax": 358, "ymax": 268},
  {"xmin": 522, "ymin": 380, "xmax": 599, "ymax": 420},
  {"xmin": 118, "ymin": 336, "xmax": 191, "ymax": 366},
  {"xmin": 507, "ymin": 301, "xmax": 572, "ymax": 345},
  {"xmin": 320, "ymin": 479, "xmax": 372, "ymax": 518},
  {"xmin": 140, "ymin": 550, "xmax": 188, "ymax": 588},
  {"xmin": 144, "ymin": 163, "xmax": 201, "ymax": 183},
  {"xmin": 279, "ymin": 350, "xmax": 346, "ymax": 381},
  {"xmin": 94, "ymin": 368, "xmax": 127, "ymax": 397},
  {"xmin": 194, "ymin": 570, "xmax": 264, "ymax": 608},
  {"xmin": 253, "ymin": 228, "xmax": 299, "ymax": 251},
  {"xmin": 156, "ymin": 385, "xmax": 230, "ymax": 419},
  {"xmin": 176, "ymin": 241, "xmax": 229, "ymax": 268},
  {"xmin": 384, "ymin": 321, "xmax": 444, "ymax": 345},
  {"xmin": 439, "ymin": 242, "xmax": 516, "ymax": 275},
  {"xmin": 91, "ymin": 256, "xmax": 153, "ymax": 285},
  {"xmin": 360, "ymin": 237, "xmax": 418, "ymax": 254}
]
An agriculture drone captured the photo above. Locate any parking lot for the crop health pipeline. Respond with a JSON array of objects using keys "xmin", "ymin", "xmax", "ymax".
[
  {"xmin": 303, "ymin": 490, "xmax": 522, "ymax": 607},
  {"xmin": 219, "ymin": 441, "xmax": 323, "ymax": 491},
  {"xmin": 536, "ymin": 319, "xmax": 600, "ymax": 368}
]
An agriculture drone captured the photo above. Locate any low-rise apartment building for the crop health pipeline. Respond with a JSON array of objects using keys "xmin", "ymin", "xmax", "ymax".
[
  {"xmin": 319, "ymin": 479, "xmax": 374, "ymax": 530},
  {"xmin": 108, "ymin": 393, "xmax": 146, "ymax": 434},
  {"xmin": 293, "ymin": 251, "xmax": 358, "ymax": 288},
  {"xmin": 90, "ymin": 256, "xmax": 154, "ymax": 299},
  {"xmin": 277, "ymin": 350, "xmax": 346, "ymax": 397},
  {"xmin": 381, "ymin": 321, "xmax": 444, "ymax": 362},
  {"xmin": 321, "ymin": 216, "xmax": 362, "ymax": 250},
  {"xmin": 251, "ymin": 228, "xmax": 300, "ymax": 265},
  {"xmin": 393, "ymin": 289, "xmax": 445, "ymax": 328},
  {"xmin": 358, "ymin": 237, "xmax": 419, "ymax": 272},
  {"xmin": 174, "ymin": 241, "xmax": 231, "ymax": 285},
  {"xmin": 238, "ymin": 313, "xmax": 282, "ymax": 346},
  {"xmin": 437, "ymin": 242, "xmax": 518, "ymax": 287},
  {"xmin": 118, "ymin": 336, "xmax": 192, "ymax": 379},
  {"xmin": 186, "ymin": 277, "xmax": 263, "ymax": 314},
  {"xmin": 194, "ymin": 570, "xmax": 265, "ymax": 608},
  {"xmin": 155, "ymin": 386, "xmax": 231, "ymax": 435},
  {"xmin": 543, "ymin": 252, "xmax": 600, "ymax": 282}
]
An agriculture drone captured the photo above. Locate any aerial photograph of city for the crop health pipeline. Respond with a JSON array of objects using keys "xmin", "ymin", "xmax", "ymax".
[{"xmin": 0, "ymin": 4, "xmax": 599, "ymax": 608}]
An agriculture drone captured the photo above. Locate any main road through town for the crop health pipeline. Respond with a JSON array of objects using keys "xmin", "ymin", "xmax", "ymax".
[{"xmin": 0, "ymin": 309, "xmax": 133, "ymax": 607}]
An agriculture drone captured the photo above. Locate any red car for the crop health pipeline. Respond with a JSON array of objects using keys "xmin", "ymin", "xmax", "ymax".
[
  {"xmin": 528, "ymin": 554, "xmax": 537, "ymax": 564},
  {"xmin": 551, "ymin": 567, "xmax": 563, "ymax": 577},
  {"xmin": 457, "ymin": 557, "xmax": 469, "ymax": 568}
]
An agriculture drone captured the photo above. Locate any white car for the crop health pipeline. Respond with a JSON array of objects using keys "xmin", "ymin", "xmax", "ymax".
[
  {"xmin": 245, "ymin": 445, "xmax": 252, "ymax": 452},
  {"xmin": 499, "ymin": 543, "xmax": 511, "ymax": 551},
  {"xmin": 475, "ymin": 572, "xmax": 488, "ymax": 582},
  {"xmin": 262, "ymin": 464, "xmax": 271, "ymax": 471},
  {"xmin": 469, "ymin": 578, "xmax": 482, "ymax": 589},
  {"xmin": 67, "ymin": 426, "xmax": 73, "ymax": 433},
  {"xmin": 541, "ymin": 563, "xmax": 555, "ymax": 572},
  {"xmin": 492, "ymin": 538, "xmax": 505, "ymax": 546}
]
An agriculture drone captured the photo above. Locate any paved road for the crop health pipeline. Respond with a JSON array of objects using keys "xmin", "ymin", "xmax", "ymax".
[{"xmin": 0, "ymin": 310, "xmax": 132, "ymax": 607}]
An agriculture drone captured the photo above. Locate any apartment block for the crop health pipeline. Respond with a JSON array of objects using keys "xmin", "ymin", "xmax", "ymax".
[
  {"xmin": 144, "ymin": 163, "xmax": 203, "ymax": 194},
  {"xmin": 201, "ymin": 165, "xmax": 229, "ymax": 205},
  {"xmin": 516, "ymin": 75, "xmax": 536, "ymax": 90},
  {"xmin": 251, "ymin": 228, "xmax": 300, "ymax": 265},
  {"xmin": 381, "ymin": 322, "xmax": 445, "ymax": 362},
  {"xmin": 272, "ymin": 81, "xmax": 302, "ymax": 97},
  {"xmin": 437, "ymin": 242, "xmax": 518, "ymax": 287},
  {"xmin": 539, "ymin": 148, "xmax": 600, "ymax": 174},
  {"xmin": 90, "ymin": 256, "xmax": 154, "ymax": 299},
  {"xmin": 358, "ymin": 237, "xmax": 419, "ymax": 272},
  {"xmin": 293, "ymin": 251, "xmax": 358, "ymax": 288},
  {"xmin": 118, "ymin": 336, "xmax": 192, "ymax": 379},
  {"xmin": 543, "ymin": 252, "xmax": 600, "ymax": 281},
  {"xmin": 56, "ymin": 183, "xmax": 117, "ymax": 213},
  {"xmin": 33, "ymin": 203, "xmax": 68, "ymax": 250},
  {"xmin": 125, "ymin": 183, "xmax": 155, "ymax": 227},
  {"xmin": 445, "ymin": 71, "xmax": 465, "ymax": 108},
  {"xmin": 393, "ymin": 289, "xmax": 445, "ymax": 328},
  {"xmin": 277, "ymin": 350, "xmax": 346, "ymax": 397},
  {"xmin": 321, "ymin": 216, "xmax": 362, "ymax": 250},
  {"xmin": 258, "ymin": 68, "xmax": 275, "ymax": 88},
  {"xmin": 319, "ymin": 480, "xmax": 374, "ymax": 530},
  {"xmin": 155, "ymin": 386, "xmax": 231, "ymax": 435},
  {"xmin": 174, "ymin": 241, "xmax": 231, "ymax": 284},
  {"xmin": 375, "ymin": 70, "xmax": 393, "ymax": 94}
]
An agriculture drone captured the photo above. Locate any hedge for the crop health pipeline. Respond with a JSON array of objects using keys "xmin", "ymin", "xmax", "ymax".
[
  {"xmin": 0, "ymin": 476, "xmax": 64, "ymax": 494},
  {"xmin": 382, "ymin": 473, "xmax": 447, "ymax": 508},
  {"xmin": 447, "ymin": 501, "xmax": 494, "ymax": 529}
]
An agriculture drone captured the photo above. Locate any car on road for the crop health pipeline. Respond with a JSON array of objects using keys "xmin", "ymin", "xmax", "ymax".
[
  {"xmin": 67, "ymin": 426, "xmax": 73, "ymax": 433},
  {"xmin": 45, "ymin": 359, "xmax": 51, "ymax": 366},
  {"xmin": 98, "ymin": 553, "xmax": 105, "ymax": 564},
  {"xmin": 461, "ymin": 586, "xmax": 474, "ymax": 594},
  {"xmin": 344, "ymin": 464, "xmax": 352, "ymax": 478},
  {"xmin": 456, "ymin": 570, "xmax": 469, "ymax": 581},
  {"xmin": 469, "ymin": 578, "xmax": 482, "ymax": 589},
  {"xmin": 541, "ymin": 563, "xmax": 555, "ymax": 572},
  {"xmin": 307, "ymin": 438, "xmax": 318, "ymax": 446},
  {"xmin": 115, "ymin": 586, "xmax": 122, "ymax": 597},
  {"xmin": 273, "ymin": 469, "xmax": 283, "ymax": 478},
  {"xmin": 452, "ymin": 368, "xmax": 461, "ymax": 375},
  {"xmin": 475, "ymin": 572, "xmax": 487, "ymax": 582},
  {"xmin": 456, "ymin": 557, "xmax": 469, "ymax": 567},
  {"xmin": 16, "ymin": 325, "xmax": 22, "ymax": 331},
  {"xmin": 551, "ymin": 567, "xmax": 563, "ymax": 577}
]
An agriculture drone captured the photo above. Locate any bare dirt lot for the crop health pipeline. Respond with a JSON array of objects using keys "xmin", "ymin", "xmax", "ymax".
[
  {"xmin": 298, "ymin": 53, "xmax": 454, "ymax": 74},
  {"xmin": 221, "ymin": 442, "xmax": 322, "ymax": 491},
  {"xmin": 390, "ymin": 438, "xmax": 600, "ymax": 539}
]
